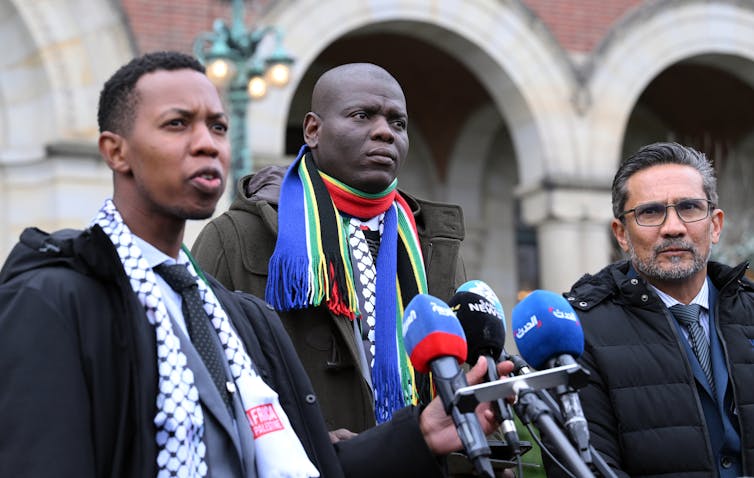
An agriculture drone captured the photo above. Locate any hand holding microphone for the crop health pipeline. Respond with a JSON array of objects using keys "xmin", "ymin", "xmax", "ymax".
[
  {"xmin": 449, "ymin": 280, "xmax": 521, "ymax": 457},
  {"xmin": 403, "ymin": 293, "xmax": 507, "ymax": 478}
]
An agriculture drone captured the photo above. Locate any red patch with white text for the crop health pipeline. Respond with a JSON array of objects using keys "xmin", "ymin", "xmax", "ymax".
[{"xmin": 246, "ymin": 404, "xmax": 284, "ymax": 438}]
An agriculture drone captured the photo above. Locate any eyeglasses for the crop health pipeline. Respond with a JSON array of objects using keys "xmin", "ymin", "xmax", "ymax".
[{"xmin": 619, "ymin": 198, "xmax": 714, "ymax": 227}]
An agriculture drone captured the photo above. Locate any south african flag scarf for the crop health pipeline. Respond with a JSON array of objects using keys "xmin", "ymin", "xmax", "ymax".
[{"xmin": 266, "ymin": 146, "xmax": 428, "ymax": 423}]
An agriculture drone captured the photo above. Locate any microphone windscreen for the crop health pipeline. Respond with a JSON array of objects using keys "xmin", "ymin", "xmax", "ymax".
[
  {"xmin": 456, "ymin": 280, "xmax": 506, "ymax": 328},
  {"xmin": 402, "ymin": 293, "xmax": 467, "ymax": 374},
  {"xmin": 511, "ymin": 289, "xmax": 584, "ymax": 369},
  {"xmin": 448, "ymin": 291, "xmax": 506, "ymax": 365}
]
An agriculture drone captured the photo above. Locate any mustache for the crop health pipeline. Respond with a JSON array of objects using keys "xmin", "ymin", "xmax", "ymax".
[{"xmin": 654, "ymin": 239, "xmax": 697, "ymax": 255}]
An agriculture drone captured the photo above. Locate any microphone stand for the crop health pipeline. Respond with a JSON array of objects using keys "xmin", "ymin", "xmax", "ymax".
[
  {"xmin": 455, "ymin": 362, "xmax": 618, "ymax": 478},
  {"xmin": 548, "ymin": 355, "xmax": 592, "ymax": 464},
  {"xmin": 505, "ymin": 354, "xmax": 618, "ymax": 478},
  {"xmin": 484, "ymin": 356, "xmax": 521, "ymax": 457},
  {"xmin": 533, "ymin": 389, "xmax": 618, "ymax": 478},
  {"xmin": 513, "ymin": 386, "xmax": 596, "ymax": 478}
]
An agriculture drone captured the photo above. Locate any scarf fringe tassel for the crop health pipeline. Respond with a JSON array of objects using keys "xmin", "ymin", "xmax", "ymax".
[
  {"xmin": 373, "ymin": 358, "xmax": 405, "ymax": 423},
  {"xmin": 266, "ymin": 255, "xmax": 356, "ymax": 320}
]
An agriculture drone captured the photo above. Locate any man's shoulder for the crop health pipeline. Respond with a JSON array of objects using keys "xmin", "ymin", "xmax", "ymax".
[
  {"xmin": 0, "ymin": 226, "xmax": 110, "ymax": 285},
  {"xmin": 404, "ymin": 191, "xmax": 462, "ymax": 215},
  {"xmin": 207, "ymin": 275, "xmax": 276, "ymax": 320},
  {"xmin": 203, "ymin": 189, "xmax": 277, "ymax": 239},
  {"xmin": 209, "ymin": 279, "xmax": 293, "ymax": 358},
  {"xmin": 708, "ymin": 260, "xmax": 754, "ymax": 292},
  {"xmin": 401, "ymin": 191, "xmax": 465, "ymax": 240},
  {"xmin": 192, "ymin": 200, "xmax": 277, "ymax": 284},
  {"xmin": 0, "ymin": 227, "xmax": 119, "ymax": 320},
  {"xmin": 565, "ymin": 261, "xmax": 629, "ymax": 314}
]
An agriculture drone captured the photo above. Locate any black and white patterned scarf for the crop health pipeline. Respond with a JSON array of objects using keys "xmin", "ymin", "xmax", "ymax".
[{"xmin": 93, "ymin": 199, "xmax": 318, "ymax": 478}]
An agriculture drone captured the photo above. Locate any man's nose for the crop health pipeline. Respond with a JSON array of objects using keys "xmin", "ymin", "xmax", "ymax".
[
  {"xmin": 192, "ymin": 124, "xmax": 220, "ymax": 155},
  {"xmin": 371, "ymin": 116, "xmax": 395, "ymax": 142},
  {"xmin": 660, "ymin": 205, "xmax": 687, "ymax": 235}
]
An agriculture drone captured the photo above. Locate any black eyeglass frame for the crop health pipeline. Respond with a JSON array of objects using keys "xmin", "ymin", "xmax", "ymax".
[{"xmin": 618, "ymin": 198, "xmax": 715, "ymax": 227}]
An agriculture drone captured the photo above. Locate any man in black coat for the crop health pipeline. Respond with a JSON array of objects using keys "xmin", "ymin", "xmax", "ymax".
[
  {"xmin": 546, "ymin": 142, "xmax": 754, "ymax": 478},
  {"xmin": 0, "ymin": 51, "xmax": 509, "ymax": 478}
]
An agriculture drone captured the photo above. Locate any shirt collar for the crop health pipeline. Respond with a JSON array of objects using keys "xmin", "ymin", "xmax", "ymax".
[
  {"xmin": 650, "ymin": 277, "xmax": 710, "ymax": 311},
  {"xmin": 349, "ymin": 214, "xmax": 382, "ymax": 231},
  {"xmin": 132, "ymin": 235, "xmax": 188, "ymax": 269}
]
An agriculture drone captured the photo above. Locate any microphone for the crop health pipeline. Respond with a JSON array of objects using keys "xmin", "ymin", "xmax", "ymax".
[
  {"xmin": 455, "ymin": 280, "xmax": 506, "ymax": 333},
  {"xmin": 511, "ymin": 289, "xmax": 592, "ymax": 463},
  {"xmin": 448, "ymin": 281, "xmax": 521, "ymax": 457},
  {"xmin": 402, "ymin": 293, "xmax": 494, "ymax": 478}
]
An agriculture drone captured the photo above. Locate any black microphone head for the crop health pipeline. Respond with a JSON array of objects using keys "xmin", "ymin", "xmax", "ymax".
[{"xmin": 448, "ymin": 291, "xmax": 506, "ymax": 365}]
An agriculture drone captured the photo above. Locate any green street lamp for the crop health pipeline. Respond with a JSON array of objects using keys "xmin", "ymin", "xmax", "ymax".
[{"xmin": 194, "ymin": 0, "xmax": 294, "ymax": 188}]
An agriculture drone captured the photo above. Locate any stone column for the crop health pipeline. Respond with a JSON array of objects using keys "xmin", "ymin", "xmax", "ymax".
[{"xmin": 518, "ymin": 179, "xmax": 614, "ymax": 294}]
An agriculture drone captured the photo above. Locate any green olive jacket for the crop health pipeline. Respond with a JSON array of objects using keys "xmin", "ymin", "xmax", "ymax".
[{"xmin": 192, "ymin": 166, "xmax": 466, "ymax": 432}]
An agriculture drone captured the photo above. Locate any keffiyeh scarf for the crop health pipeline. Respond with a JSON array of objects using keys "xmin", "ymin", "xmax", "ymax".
[
  {"xmin": 266, "ymin": 147, "xmax": 428, "ymax": 423},
  {"xmin": 94, "ymin": 199, "xmax": 318, "ymax": 478}
]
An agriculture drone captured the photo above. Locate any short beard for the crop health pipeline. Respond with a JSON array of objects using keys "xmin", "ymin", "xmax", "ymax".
[{"xmin": 628, "ymin": 238, "xmax": 710, "ymax": 282}]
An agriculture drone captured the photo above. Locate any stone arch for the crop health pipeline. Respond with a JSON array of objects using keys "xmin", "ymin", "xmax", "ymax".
[
  {"xmin": 0, "ymin": 0, "xmax": 52, "ymax": 156},
  {"xmin": 0, "ymin": 0, "xmax": 134, "ymax": 258},
  {"xmin": 446, "ymin": 103, "xmax": 522, "ymax": 312},
  {"xmin": 585, "ymin": 0, "xmax": 754, "ymax": 174},
  {"xmin": 252, "ymin": 0, "xmax": 578, "ymax": 187},
  {"xmin": 0, "ymin": 0, "xmax": 134, "ymax": 156},
  {"xmin": 446, "ymin": 104, "xmax": 502, "ymax": 221}
]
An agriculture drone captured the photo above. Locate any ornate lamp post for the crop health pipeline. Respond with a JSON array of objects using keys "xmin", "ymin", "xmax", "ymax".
[{"xmin": 194, "ymin": 0, "xmax": 294, "ymax": 188}]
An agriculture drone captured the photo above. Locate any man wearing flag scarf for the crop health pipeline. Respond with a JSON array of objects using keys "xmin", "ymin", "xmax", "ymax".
[
  {"xmin": 0, "ymin": 53, "xmax": 509, "ymax": 478},
  {"xmin": 192, "ymin": 63, "xmax": 466, "ymax": 438}
]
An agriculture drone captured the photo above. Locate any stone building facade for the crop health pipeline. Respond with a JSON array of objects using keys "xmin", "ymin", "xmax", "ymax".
[{"xmin": 2, "ymin": 0, "xmax": 753, "ymax": 321}]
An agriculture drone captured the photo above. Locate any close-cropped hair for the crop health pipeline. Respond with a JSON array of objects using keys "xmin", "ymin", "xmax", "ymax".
[
  {"xmin": 97, "ymin": 51, "xmax": 205, "ymax": 135},
  {"xmin": 612, "ymin": 141, "xmax": 718, "ymax": 219}
]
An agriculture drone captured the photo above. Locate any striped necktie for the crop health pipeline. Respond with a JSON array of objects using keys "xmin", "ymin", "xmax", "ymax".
[{"xmin": 670, "ymin": 303, "xmax": 715, "ymax": 393}]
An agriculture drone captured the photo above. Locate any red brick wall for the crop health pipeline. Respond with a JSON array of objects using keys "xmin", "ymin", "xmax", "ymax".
[
  {"xmin": 120, "ymin": 0, "xmax": 273, "ymax": 54},
  {"xmin": 523, "ymin": 0, "xmax": 645, "ymax": 52},
  {"xmin": 121, "ymin": 0, "xmax": 647, "ymax": 56}
]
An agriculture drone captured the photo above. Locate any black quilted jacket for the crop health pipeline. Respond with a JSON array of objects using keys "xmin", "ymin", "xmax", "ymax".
[
  {"xmin": 0, "ymin": 226, "xmax": 443, "ymax": 478},
  {"xmin": 550, "ymin": 260, "xmax": 754, "ymax": 478}
]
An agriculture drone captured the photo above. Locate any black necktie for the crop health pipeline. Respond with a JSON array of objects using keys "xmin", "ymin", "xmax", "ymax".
[
  {"xmin": 362, "ymin": 228, "xmax": 380, "ymax": 260},
  {"xmin": 670, "ymin": 303, "xmax": 715, "ymax": 393},
  {"xmin": 155, "ymin": 263, "xmax": 232, "ymax": 409}
]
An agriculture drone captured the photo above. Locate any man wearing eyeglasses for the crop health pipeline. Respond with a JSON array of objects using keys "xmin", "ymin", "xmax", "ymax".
[{"xmin": 544, "ymin": 142, "xmax": 754, "ymax": 478}]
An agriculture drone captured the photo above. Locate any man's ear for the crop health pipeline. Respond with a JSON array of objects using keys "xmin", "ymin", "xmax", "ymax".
[
  {"xmin": 611, "ymin": 218, "xmax": 630, "ymax": 253},
  {"xmin": 710, "ymin": 207, "xmax": 725, "ymax": 244},
  {"xmin": 303, "ymin": 112, "xmax": 321, "ymax": 148},
  {"xmin": 99, "ymin": 131, "xmax": 130, "ymax": 174}
]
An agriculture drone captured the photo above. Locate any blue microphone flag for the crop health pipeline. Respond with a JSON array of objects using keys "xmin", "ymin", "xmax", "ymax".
[
  {"xmin": 403, "ymin": 293, "xmax": 467, "ymax": 374},
  {"xmin": 511, "ymin": 289, "xmax": 584, "ymax": 369}
]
